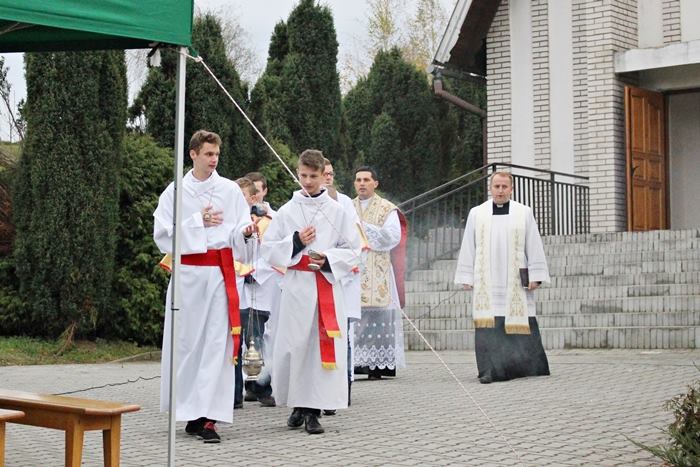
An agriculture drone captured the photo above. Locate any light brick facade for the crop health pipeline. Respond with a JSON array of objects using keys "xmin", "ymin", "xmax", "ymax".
[
  {"xmin": 532, "ymin": 0, "xmax": 550, "ymax": 169},
  {"xmin": 485, "ymin": 0, "xmax": 511, "ymax": 165},
  {"xmin": 485, "ymin": 0, "xmax": 688, "ymax": 232},
  {"xmin": 662, "ymin": 0, "xmax": 681, "ymax": 44}
]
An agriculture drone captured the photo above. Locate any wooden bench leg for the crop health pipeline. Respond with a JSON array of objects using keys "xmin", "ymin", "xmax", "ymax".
[
  {"xmin": 65, "ymin": 415, "xmax": 84, "ymax": 467},
  {"xmin": 102, "ymin": 415, "xmax": 121, "ymax": 467},
  {"xmin": 0, "ymin": 421, "xmax": 6, "ymax": 467}
]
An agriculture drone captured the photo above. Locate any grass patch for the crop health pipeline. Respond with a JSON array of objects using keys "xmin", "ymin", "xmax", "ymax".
[{"xmin": 0, "ymin": 336, "xmax": 160, "ymax": 366}]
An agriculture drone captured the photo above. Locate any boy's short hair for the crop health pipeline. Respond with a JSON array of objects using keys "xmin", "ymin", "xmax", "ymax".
[
  {"xmin": 189, "ymin": 130, "xmax": 222, "ymax": 152},
  {"xmin": 245, "ymin": 172, "xmax": 268, "ymax": 189},
  {"xmin": 235, "ymin": 177, "xmax": 258, "ymax": 195},
  {"xmin": 354, "ymin": 165, "xmax": 379, "ymax": 181},
  {"xmin": 298, "ymin": 149, "xmax": 325, "ymax": 172}
]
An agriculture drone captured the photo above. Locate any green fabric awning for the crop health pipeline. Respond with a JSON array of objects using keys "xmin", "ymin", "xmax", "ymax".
[{"xmin": 0, "ymin": 0, "xmax": 193, "ymax": 52}]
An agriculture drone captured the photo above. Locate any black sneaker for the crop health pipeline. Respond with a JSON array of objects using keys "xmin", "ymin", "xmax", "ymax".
[
  {"xmin": 198, "ymin": 421, "xmax": 221, "ymax": 443},
  {"xmin": 185, "ymin": 417, "xmax": 206, "ymax": 435},
  {"xmin": 287, "ymin": 408, "xmax": 304, "ymax": 428}
]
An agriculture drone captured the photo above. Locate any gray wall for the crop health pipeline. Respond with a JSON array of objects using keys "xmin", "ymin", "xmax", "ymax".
[{"xmin": 668, "ymin": 92, "xmax": 700, "ymax": 229}]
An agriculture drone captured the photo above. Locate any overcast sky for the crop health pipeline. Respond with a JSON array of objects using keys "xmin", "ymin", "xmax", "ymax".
[{"xmin": 0, "ymin": 0, "xmax": 455, "ymax": 140}]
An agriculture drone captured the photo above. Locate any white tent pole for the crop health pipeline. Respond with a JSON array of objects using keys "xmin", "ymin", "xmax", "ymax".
[{"xmin": 167, "ymin": 46, "xmax": 187, "ymax": 467}]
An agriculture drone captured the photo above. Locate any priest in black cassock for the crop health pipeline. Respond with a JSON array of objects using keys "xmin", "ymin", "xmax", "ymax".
[{"xmin": 454, "ymin": 172, "xmax": 550, "ymax": 384}]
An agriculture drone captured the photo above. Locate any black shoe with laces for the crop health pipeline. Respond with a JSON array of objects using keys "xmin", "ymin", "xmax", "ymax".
[
  {"xmin": 304, "ymin": 412, "xmax": 324, "ymax": 434},
  {"xmin": 258, "ymin": 395, "xmax": 276, "ymax": 407},
  {"xmin": 287, "ymin": 408, "xmax": 304, "ymax": 428},
  {"xmin": 185, "ymin": 417, "xmax": 206, "ymax": 435},
  {"xmin": 198, "ymin": 421, "xmax": 221, "ymax": 443}
]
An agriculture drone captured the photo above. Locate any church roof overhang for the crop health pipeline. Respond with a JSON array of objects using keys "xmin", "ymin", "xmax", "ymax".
[
  {"xmin": 615, "ymin": 39, "xmax": 700, "ymax": 73},
  {"xmin": 429, "ymin": 0, "xmax": 501, "ymax": 78}
]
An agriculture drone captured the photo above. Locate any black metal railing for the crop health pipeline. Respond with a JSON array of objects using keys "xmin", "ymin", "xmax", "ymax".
[{"xmin": 398, "ymin": 163, "xmax": 589, "ymax": 271}]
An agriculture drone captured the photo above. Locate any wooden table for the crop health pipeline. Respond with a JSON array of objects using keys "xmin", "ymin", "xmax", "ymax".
[
  {"xmin": 0, "ymin": 389, "xmax": 139, "ymax": 467},
  {"xmin": 0, "ymin": 408, "xmax": 25, "ymax": 467}
]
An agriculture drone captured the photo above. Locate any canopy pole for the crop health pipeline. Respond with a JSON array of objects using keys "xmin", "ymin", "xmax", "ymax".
[{"xmin": 167, "ymin": 46, "xmax": 187, "ymax": 467}]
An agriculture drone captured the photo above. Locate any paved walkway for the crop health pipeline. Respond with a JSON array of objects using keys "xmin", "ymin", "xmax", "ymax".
[{"xmin": 1, "ymin": 349, "xmax": 697, "ymax": 466}]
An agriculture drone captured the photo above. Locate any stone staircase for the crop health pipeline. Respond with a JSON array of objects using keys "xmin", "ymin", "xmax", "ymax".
[{"xmin": 403, "ymin": 228, "xmax": 700, "ymax": 350}]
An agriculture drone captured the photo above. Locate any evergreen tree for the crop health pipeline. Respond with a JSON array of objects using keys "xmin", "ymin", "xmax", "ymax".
[
  {"xmin": 105, "ymin": 134, "xmax": 171, "ymax": 344},
  {"xmin": 343, "ymin": 48, "xmax": 440, "ymax": 201},
  {"xmin": 436, "ymin": 76, "xmax": 486, "ymax": 180},
  {"xmin": 13, "ymin": 50, "xmax": 126, "ymax": 341},
  {"xmin": 250, "ymin": 22, "xmax": 293, "ymax": 162},
  {"xmin": 252, "ymin": 0, "xmax": 343, "ymax": 170},
  {"xmin": 131, "ymin": 14, "xmax": 254, "ymax": 178}
]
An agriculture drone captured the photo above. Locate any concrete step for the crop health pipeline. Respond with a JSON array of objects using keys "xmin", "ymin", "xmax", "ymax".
[
  {"xmin": 414, "ymin": 229, "xmax": 699, "ymax": 263},
  {"xmin": 406, "ymin": 271, "xmax": 700, "ymax": 292},
  {"xmin": 541, "ymin": 228, "xmax": 700, "ymax": 245},
  {"xmin": 404, "ymin": 326, "xmax": 700, "ymax": 350},
  {"xmin": 425, "ymin": 259, "xmax": 700, "ymax": 276},
  {"xmin": 404, "ymin": 295, "xmax": 700, "ymax": 315},
  {"xmin": 404, "ymin": 286, "xmax": 700, "ymax": 308},
  {"xmin": 546, "ymin": 248, "xmax": 700, "ymax": 267},
  {"xmin": 403, "ymin": 311, "xmax": 700, "ymax": 330},
  {"xmin": 538, "ymin": 295, "xmax": 700, "ymax": 315}
]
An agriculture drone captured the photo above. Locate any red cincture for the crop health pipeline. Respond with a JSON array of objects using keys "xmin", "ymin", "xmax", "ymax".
[
  {"xmin": 289, "ymin": 255, "xmax": 341, "ymax": 369},
  {"xmin": 181, "ymin": 248, "xmax": 242, "ymax": 365}
]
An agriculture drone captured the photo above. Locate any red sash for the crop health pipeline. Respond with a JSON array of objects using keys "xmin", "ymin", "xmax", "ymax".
[
  {"xmin": 181, "ymin": 248, "xmax": 242, "ymax": 365},
  {"xmin": 289, "ymin": 255, "xmax": 341, "ymax": 370}
]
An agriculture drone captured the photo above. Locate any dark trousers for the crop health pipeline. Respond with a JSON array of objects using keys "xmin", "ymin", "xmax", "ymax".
[{"xmin": 234, "ymin": 308, "xmax": 271, "ymax": 403}]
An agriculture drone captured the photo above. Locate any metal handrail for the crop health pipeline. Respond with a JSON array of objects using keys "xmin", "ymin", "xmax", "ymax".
[{"xmin": 399, "ymin": 162, "xmax": 590, "ymax": 271}]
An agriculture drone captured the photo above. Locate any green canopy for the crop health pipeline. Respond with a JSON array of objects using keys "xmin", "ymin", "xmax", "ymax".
[{"xmin": 0, "ymin": 0, "xmax": 193, "ymax": 52}]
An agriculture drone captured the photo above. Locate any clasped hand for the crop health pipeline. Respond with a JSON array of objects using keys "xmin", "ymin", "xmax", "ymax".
[{"xmin": 202, "ymin": 205, "xmax": 223, "ymax": 228}]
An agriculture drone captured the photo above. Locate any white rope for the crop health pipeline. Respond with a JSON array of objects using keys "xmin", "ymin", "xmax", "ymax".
[
  {"xmin": 182, "ymin": 50, "xmax": 524, "ymax": 466},
  {"xmin": 400, "ymin": 306, "xmax": 524, "ymax": 465}
]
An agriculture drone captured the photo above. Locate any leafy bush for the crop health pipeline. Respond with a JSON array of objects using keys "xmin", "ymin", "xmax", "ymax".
[
  {"xmin": 102, "ymin": 134, "xmax": 171, "ymax": 345},
  {"xmin": 633, "ymin": 369, "xmax": 700, "ymax": 466}
]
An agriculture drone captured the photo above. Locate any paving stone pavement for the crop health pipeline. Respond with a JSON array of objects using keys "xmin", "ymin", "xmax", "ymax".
[{"xmin": 1, "ymin": 349, "xmax": 698, "ymax": 466}]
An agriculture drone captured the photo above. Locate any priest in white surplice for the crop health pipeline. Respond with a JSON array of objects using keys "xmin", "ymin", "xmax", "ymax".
[
  {"xmin": 454, "ymin": 172, "xmax": 550, "ymax": 384},
  {"xmin": 352, "ymin": 166, "xmax": 407, "ymax": 379},
  {"xmin": 154, "ymin": 130, "xmax": 253, "ymax": 443},
  {"xmin": 261, "ymin": 150, "xmax": 361, "ymax": 435},
  {"xmin": 322, "ymin": 158, "xmax": 363, "ymax": 411}
]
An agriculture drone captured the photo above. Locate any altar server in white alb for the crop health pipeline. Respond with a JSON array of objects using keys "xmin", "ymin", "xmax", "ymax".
[
  {"xmin": 261, "ymin": 149, "xmax": 361, "ymax": 435},
  {"xmin": 322, "ymin": 158, "xmax": 362, "ymax": 410},
  {"xmin": 454, "ymin": 171, "xmax": 550, "ymax": 384},
  {"xmin": 154, "ymin": 130, "xmax": 253, "ymax": 443}
]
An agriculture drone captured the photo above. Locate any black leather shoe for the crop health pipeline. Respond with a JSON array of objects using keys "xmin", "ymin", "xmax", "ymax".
[
  {"xmin": 234, "ymin": 401, "xmax": 243, "ymax": 409},
  {"xmin": 287, "ymin": 408, "xmax": 304, "ymax": 428},
  {"xmin": 304, "ymin": 413, "xmax": 324, "ymax": 434},
  {"xmin": 258, "ymin": 395, "xmax": 276, "ymax": 407},
  {"xmin": 322, "ymin": 409, "xmax": 336, "ymax": 416},
  {"xmin": 185, "ymin": 417, "xmax": 206, "ymax": 435},
  {"xmin": 479, "ymin": 374, "xmax": 493, "ymax": 384},
  {"xmin": 348, "ymin": 381, "xmax": 352, "ymax": 406},
  {"xmin": 244, "ymin": 389, "xmax": 257, "ymax": 402}
]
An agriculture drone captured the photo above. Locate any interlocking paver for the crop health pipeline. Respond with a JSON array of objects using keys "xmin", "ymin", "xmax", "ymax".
[{"xmin": 1, "ymin": 348, "xmax": 696, "ymax": 466}]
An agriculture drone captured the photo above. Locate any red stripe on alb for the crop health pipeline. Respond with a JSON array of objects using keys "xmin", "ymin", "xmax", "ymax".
[
  {"xmin": 289, "ymin": 255, "xmax": 341, "ymax": 369},
  {"xmin": 181, "ymin": 248, "xmax": 242, "ymax": 365}
]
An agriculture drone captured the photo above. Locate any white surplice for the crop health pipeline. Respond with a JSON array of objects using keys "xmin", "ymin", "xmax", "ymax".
[
  {"xmin": 353, "ymin": 198, "xmax": 406, "ymax": 371},
  {"xmin": 261, "ymin": 189, "xmax": 362, "ymax": 410},
  {"xmin": 154, "ymin": 169, "xmax": 252, "ymax": 423},
  {"xmin": 454, "ymin": 199, "xmax": 550, "ymax": 317}
]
